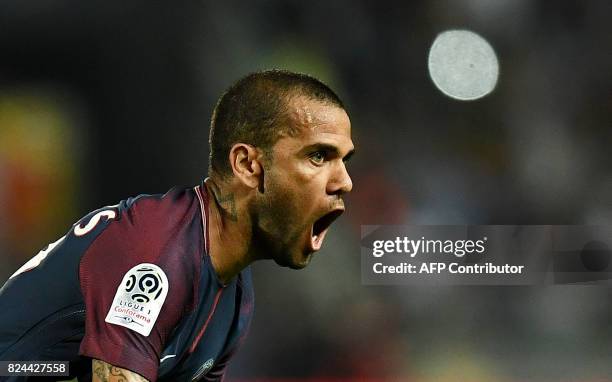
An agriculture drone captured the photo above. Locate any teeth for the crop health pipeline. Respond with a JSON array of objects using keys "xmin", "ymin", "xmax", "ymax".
[{"xmin": 311, "ymin": 209, "xmax": 343, "ymax": 250}]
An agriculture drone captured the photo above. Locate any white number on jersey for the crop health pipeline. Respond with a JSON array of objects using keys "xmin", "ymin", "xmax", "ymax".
[
  {"xmin": 9, "ymin": 207, "xmax": 118, "ymax": 279},
  {"xmin": 9, "ymin": 236, "xmax": 66, "ymax": 279},
  {"xmin": 74, "ymin": 208, "xmax": 117, "ymax": 236}
]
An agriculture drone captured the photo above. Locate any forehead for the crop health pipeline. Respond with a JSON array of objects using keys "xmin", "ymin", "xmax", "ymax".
[{"xmin": 279, "ymin": 97, "xmax": 353, "ymax": 152}]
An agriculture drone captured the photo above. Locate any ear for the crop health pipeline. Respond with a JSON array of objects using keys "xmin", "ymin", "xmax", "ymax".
[{"xmin": 228, "ymin": 143, "xmax": 263, "ymax": 189}]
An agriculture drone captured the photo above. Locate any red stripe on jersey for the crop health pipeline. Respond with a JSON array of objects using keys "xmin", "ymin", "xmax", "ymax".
[
  {"xmin": 189, "ymin": 288, "xmax": 223, "ymax": 353},
  {"xmin": 195, "ymin": 185, "xmax": 210, "ymax": 253}
]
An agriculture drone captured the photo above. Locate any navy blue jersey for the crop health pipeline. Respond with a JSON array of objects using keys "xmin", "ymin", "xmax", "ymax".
[{"xmin": 0, "ymin": 183, "xmax": 254, "ymax": 381}]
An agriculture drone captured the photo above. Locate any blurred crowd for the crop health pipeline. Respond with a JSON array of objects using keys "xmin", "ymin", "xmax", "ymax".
[{"xmin": 1, "ymin": 1, "xmax": 611, "ymax": 380}]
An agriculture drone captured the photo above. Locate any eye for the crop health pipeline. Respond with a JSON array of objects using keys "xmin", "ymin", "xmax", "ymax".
[{"xmin": 309, "ymin": 151, "xmax": 326, "ymax": 165}]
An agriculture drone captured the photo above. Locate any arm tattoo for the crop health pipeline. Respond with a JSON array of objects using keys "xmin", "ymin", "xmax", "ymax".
[
  {"xmin": 93, "ymin": 360, "xmax": 106, "ymax": 381},
  {"xmin": 92, "ymin": 359, "xmax": 149, "ymax": 382}
]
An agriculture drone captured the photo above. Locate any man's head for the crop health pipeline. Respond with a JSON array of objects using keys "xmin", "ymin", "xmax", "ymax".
[{"xmin": 209, "ymin": 70, "xmax": 354, "ymax": 268}]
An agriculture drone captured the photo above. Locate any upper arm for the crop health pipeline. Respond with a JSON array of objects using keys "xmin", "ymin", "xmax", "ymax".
[
  {"xmin": 77, "ymin": 192, "xmax": 202, "ymax": 381},
  {"xmin": 92, "ymin": 359, "xmax": 150, "ymax": 382}
]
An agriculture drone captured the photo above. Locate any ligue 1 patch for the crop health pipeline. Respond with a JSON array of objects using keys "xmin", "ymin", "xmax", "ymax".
[{"xmin": 105, "ymin": 263, "xmax": 169, "ymax": 336}]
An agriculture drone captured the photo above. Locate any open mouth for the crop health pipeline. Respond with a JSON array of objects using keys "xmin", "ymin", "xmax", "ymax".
[{"xmin": 311, "ymin": 209, "xmax": 344, "ymax": 251}]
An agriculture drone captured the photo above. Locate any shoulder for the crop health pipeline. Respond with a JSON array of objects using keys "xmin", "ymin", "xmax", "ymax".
[
  {"xmin": 78, "ymin": 183, "xmax": 205, "ymax": 280},
  {"xmin": 78, "ymin": 185, "xmax": 206, "ymax": 328},
  {"xmin": 116, "ymin": 185, "xmax": 201, "ymax": 229},
  {"xmin": 71, "ymin": 186, "xmax": 200, "ymax": 240},
  {"xmin": 79, "ymin": 185, "xmax": 208, "ymax": 380},
  {"xmin": 77, "ymin": 186, "xmax": 202, "ymax": 261}
]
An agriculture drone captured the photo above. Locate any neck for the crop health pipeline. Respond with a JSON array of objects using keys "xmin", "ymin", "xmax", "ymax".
[{"xmin": 204, "ymin": 177, "xmax": 255, "ymax": 285}]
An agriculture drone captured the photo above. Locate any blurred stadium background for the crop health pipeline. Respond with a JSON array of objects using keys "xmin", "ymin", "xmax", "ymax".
[{"xmin": 1, "ymin": 1, "xmax": 612, "ymax": 381}]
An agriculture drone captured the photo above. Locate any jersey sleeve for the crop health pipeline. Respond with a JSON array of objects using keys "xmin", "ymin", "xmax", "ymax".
[{"xmin": 77, "ymin": 190, "xmax": 203, "ymax": 381}]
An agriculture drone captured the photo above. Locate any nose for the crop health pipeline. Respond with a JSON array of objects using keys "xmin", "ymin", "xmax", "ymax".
[{"xmin": 327, "ymin": 161, "xmax": 353, "ymax": 195}]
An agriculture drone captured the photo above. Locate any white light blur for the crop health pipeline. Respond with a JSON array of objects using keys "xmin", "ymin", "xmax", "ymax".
[{"xmin": 428, "ymin": 29, "xmax": 499, "ymax": 101}]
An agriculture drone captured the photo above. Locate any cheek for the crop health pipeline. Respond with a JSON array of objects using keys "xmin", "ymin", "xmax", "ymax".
[
  {"xmin": 292, "ymin": 159, "xmax": 331, "ymax": 191},
  {"xmin": 264, "ymin": 156, "xmax": 330, "ymax": 213},
  {"xmin": 276, "ymin": 168, "xmax": 320, "ymax": 208},
  {"xmin": 266, "ymin": 157, "xmax": 316, "ymax": 192},
  {"xmin": 263, "ymin": 167, "xmax": 317, "ymax": 226},
  {"xmin": 261, "ymin": 170, "xmax": 298, "ymax": 220}
]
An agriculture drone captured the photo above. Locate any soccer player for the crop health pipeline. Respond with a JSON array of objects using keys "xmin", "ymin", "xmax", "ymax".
[{"xmin": 0, "ymin": 70, "xmax": 354, "ymax": 381}]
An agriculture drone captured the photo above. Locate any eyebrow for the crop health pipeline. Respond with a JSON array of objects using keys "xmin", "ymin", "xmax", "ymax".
[{"xmin": 306, "ymin": 143, "xmax": 356, "ymax": 161}]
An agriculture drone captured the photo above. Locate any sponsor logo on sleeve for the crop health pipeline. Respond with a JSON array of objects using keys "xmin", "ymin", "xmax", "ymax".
[{"xmin": 105, "ymin": 263, "xmax": 169, "ymax": 336}]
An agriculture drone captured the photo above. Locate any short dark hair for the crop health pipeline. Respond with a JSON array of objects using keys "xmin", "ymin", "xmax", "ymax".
[{"xmin": 208, "ymin": 69, "xmax": 345, "ymax": 178}]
